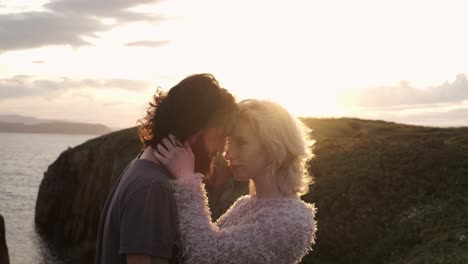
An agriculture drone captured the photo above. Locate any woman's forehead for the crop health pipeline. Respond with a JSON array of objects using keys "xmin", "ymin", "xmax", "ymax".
[{"xmin": 231, "ymin": 121, "xmax": 253, "ymax": 137}]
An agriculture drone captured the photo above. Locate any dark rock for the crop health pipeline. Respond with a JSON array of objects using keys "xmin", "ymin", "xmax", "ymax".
[
  {"xmin": 0, "ymin": 214, "xmax": 10, "ymax": 264},
  {"xmin": 35, "ymin": 127, "xmax": 142, "ymax": 259}
]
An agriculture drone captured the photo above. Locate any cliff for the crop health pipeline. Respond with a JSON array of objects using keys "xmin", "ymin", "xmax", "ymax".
[
  {"xmin": 34, "ymin": 118, "xmax": 468, "ymax": 263},
  {"xmin": 35, "ymin": 127, "xmax": 141, "ymax": 261},
  {"xmin": 0, "ymin": 213, "xmax": 10, "ymax": 264}
]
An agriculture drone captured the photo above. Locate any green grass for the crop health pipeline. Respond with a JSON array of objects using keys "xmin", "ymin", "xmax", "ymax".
[{"xmin": 297, "ymin": 118, "xmax": 468, "ymax": 264}]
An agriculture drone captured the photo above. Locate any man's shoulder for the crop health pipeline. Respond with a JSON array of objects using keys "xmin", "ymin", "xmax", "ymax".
[
  {"xmin": 126, "ymin": 158, "xmax": 169, "ymax": 176},
  {"xmin": 120, "ymin": 159, "xmax": 173, "ymax": 192}
]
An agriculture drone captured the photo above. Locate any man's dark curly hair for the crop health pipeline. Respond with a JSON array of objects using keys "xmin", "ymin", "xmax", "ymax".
[{"xmin": 138, "ymin": 73, "xmax": 237, "ymax": 149}]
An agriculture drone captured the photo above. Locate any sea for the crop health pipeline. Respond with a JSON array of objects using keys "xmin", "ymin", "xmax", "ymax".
[{"xmin": 0, "ymin": 132, "xmax": 97, "ymax": 264}]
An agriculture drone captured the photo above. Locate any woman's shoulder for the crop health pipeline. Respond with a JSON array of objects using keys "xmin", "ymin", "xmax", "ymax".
[
  {"xmin": 292, "ymin": 198, "xmax": 316, "ymax": 217},
  {"xmin": 260, "ymin": 198, "xmax": 316, "ymax": 227},
  {"xmin": 272, "ymin": 199, "xmax": 317, "ymax": 259},
  {"xmin": 234, "ymin": 194, "xmax": 254, "ymax": 204},
  {"xmin": 225, "ymin": 194, "xmax": 257, "ymax": 211},
  {"xmin": 258, "ymin": 196, "xmax": 315, "ymax": 213},
  {"xmin": 288, "ymin": 199, "xmax": 315, "ymax": 222},
  {"xmin": 253, "ymin": 198, "xmax": 316, "ymax": 254},
  {"xmin": 270, "ymin": 199, "xmax": 316, "ymax": 242}
]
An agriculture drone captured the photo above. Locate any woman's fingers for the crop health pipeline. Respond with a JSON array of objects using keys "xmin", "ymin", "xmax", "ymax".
[
  {"xmin": 184, "ymin": 141, "xmax": 194, "ymax": 156},
  {"xmin": 158, "ymin": 136, "xmax": 187, "ymax": 159},
  {"xmin": 168, "ymin": 134, "xmax": 182, "ymax": 147},
  {"xmin": 152, "ymin": 136, "xmax": 195, "ymax": 179},
  {"xmin": 157, "ymin": 143, "xmax": 169, "ymax": 157},
  {"xmin": 162, "ymin": 137, "xmax": 176, "ymax": 151},
  {"xmin": 153, "ymin": 150, "xmax": 167, "ymax": 165}
]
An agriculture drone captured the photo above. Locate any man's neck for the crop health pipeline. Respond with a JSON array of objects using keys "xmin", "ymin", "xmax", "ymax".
[{"xmin": 139, "ymin": 146, "xmax": 162, "ymax": 166}]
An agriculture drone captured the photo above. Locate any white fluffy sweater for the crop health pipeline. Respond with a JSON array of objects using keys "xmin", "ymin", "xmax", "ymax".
[{"xmin": 171, "ymin": 179, "xmax": 317, "ymax": 264}]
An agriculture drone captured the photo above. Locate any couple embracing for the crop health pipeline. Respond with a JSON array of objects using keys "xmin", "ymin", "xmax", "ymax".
[{"xmin": 95, "ymin": 73, "xmax": 316, "ymax": 264}]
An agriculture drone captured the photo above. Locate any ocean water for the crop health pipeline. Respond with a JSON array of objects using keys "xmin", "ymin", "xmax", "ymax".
[{"xmin": 0, "ymin": 132, "xmax": 96, "ymax": 264}]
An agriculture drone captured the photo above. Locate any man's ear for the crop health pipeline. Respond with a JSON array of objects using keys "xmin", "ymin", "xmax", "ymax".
[{"xmin": 186, "ymin": 130, "xmax": 204, "ymax": 146}]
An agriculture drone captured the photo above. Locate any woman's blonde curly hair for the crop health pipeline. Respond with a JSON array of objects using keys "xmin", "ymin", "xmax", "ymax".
[{"xmin": 237, "ymin": 99, "xmax": 315, "ymax": 196}]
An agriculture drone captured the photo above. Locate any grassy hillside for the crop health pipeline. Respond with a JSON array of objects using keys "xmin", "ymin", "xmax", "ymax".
[{"xmin": 300, "ymin": 118, "xmax": 468, "ymax": 264}]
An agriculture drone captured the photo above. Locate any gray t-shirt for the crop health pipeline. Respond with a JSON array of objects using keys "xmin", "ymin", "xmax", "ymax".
[{"xmin": 95, "ymin": 157, "xmax": 179, "ymax": 264}]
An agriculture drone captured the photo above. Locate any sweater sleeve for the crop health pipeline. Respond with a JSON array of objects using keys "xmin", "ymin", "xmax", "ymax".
[{"xmin": 172, "ymin": 179, "xmax": 316, "ymax": 264}]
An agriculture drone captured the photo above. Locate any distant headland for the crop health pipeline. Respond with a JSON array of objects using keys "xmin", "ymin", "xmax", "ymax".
[{"xmin": 0, "ymin": 115, "xmax": 112, "ymax": 135}]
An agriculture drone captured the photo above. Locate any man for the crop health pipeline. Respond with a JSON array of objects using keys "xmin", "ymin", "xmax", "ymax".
[{"xmin": 95, "ymin": 73, "xmax": 237, "ymax": 264}]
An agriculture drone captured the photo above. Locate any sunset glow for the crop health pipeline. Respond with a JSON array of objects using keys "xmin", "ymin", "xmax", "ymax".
[{"xmin": 1, "ymin": 0, "xmax": 468, "ymax": 128}]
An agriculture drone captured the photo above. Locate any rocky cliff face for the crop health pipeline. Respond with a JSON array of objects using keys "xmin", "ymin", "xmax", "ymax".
[
  {"xmin": 35, "ymin": 119, "xmax": 468, "ymax": 264},
  {"xmin": 35, "ymin": 127, "xmax": 142, "ymax": 260},
  {"xmin": 0, "ymin": 213, "xmax": 10, "ymax": 264}
]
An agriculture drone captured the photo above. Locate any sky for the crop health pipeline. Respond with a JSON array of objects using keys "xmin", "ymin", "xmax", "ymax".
[{"xmin": 1, "ymin": 0, "xmax": 468, "ymax": 129}]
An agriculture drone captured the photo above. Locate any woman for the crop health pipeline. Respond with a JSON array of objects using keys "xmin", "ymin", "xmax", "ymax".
[{"xmin": 154, "ymin": 99, "xmax": 316, "ymax": 264}]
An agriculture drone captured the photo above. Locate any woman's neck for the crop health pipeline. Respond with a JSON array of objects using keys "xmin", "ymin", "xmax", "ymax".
[{"xmin": 252, "ymin": 173, "xmax": 286, "ymax": 199}]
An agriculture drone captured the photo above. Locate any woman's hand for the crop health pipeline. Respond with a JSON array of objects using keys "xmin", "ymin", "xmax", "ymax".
[{"xmin": 153, "ymin": 134, "xmax": 196, "ymax": 181}]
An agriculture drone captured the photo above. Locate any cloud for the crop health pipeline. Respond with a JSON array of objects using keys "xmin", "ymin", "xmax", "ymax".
[
  {"xmin": 44, "ymin": 0, "xmax": 163, "ymax": 22},
  {"xmin": 355, "ymin": 74, "xmax": 468, "ymax": 108},
  {"xmin": 0, "ymin": 12, "xmax": 107, "ymax": 51},
  {"xmin": 0, "ymin": 0, "xmax": 164, "ymax": 52},
  {"xmin": 125, "ymin": 40, "xmax": 169, "ymax": 48},
  {"xmin": 345, "ymin": 74, "xmax": 468, "ymax": 127},
  {"xmin": 70, "ymin": 91, "xmax": 95, "ymax": 101},
  {"xmin": 98, "ymin": 79, "xmax": 151, "ymax": 91},
  {"xmin": 0, "ymin": 75, "xmax": 152, "ymax": 101},
  {"xmin": 366, "ymin": 105, "xmax": 468, "ymax": 127}
]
